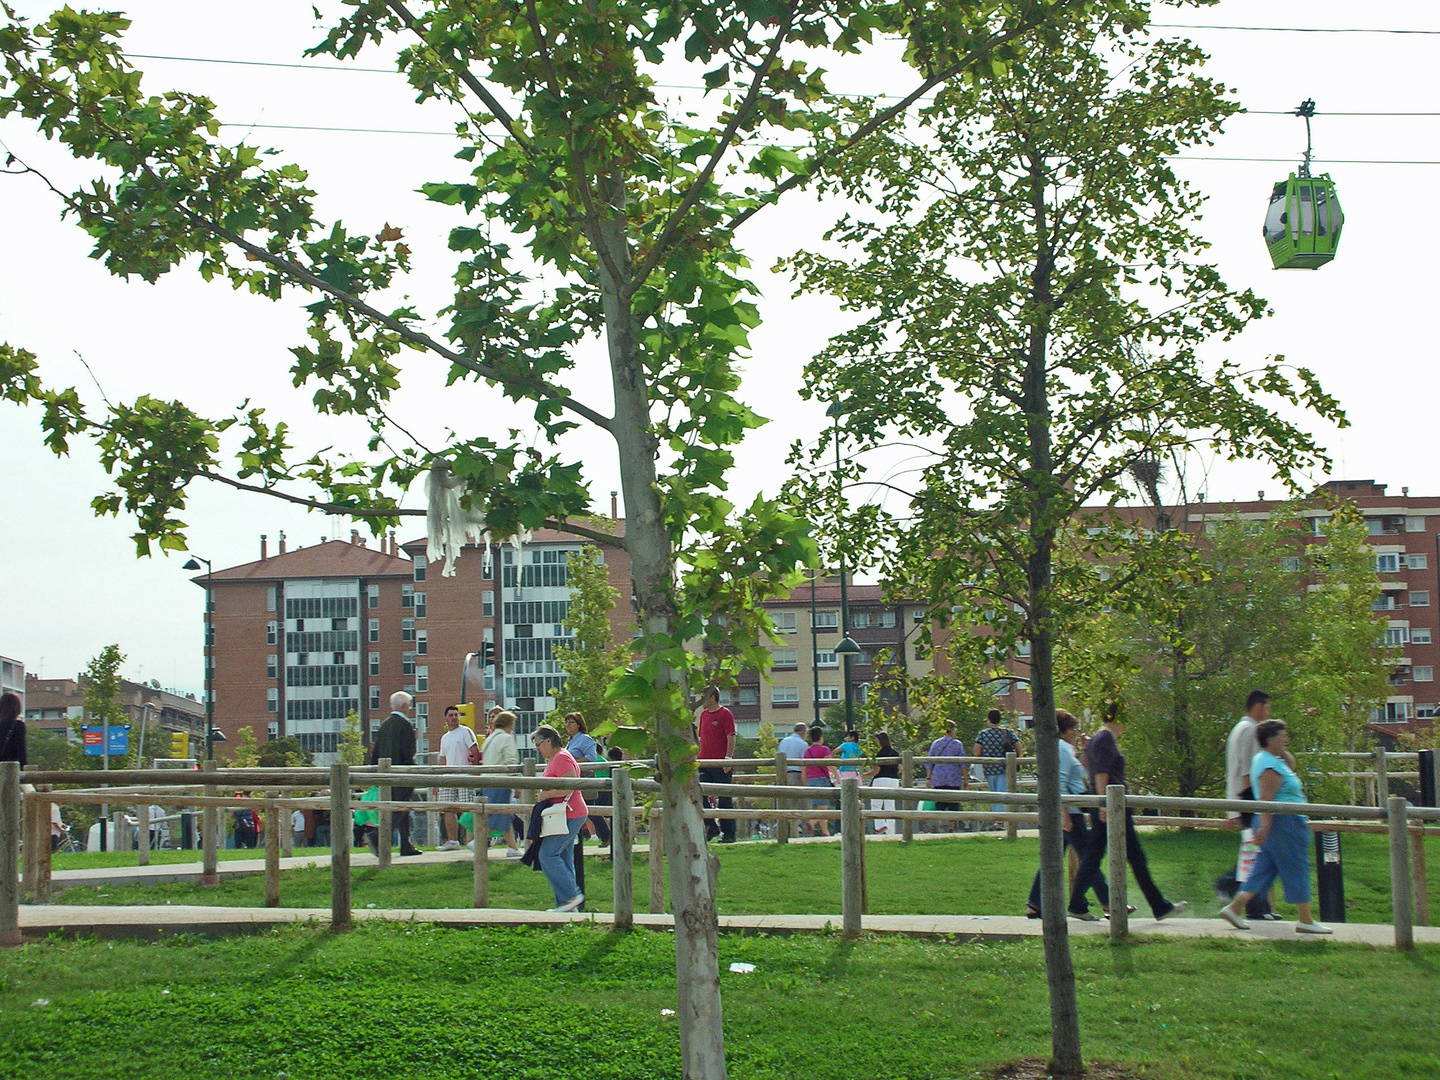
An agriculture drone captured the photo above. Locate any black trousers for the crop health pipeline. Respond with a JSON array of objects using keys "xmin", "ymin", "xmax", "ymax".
[
  {"xmin": 1068, "ymin": 808, "xmax": 1172, "ymax": 918},
  {"xmin": 1028, "ymin": 811, "xmax": 1108, "ymax": 913},
  {"xmin": 699, "ymin": 767, "xmax": 735, "ymax": 841}
]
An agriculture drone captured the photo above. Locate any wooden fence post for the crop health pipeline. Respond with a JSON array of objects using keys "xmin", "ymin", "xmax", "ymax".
[
  {"xmin": 613, "ymin": 768, "xmax": 635, "ymax": 931},
  {"xmin": 377, "ymin": 757, "xmax": 392, "ymax": 868},
  {"xmin": 1375, "ymin": 747, "xmax": 1390, "ymax": 809},
  {"xmin": 473, "ymin": 798, "xmax": 489, "ymax": 909},
  {"xmin": 901, "ymin": 751, "xmax": 915, "ymax": 843},
  {"xmin": 1005, "ymin": 752, "xmax": 1019, "ymax": 839},
  {"xmin": 1106, "ymin": 785, "xmax": 1128, "ymax": 941},
  {"xmin": 774, "ymin": 752, "xmax": 789, "ymax": 844},
  {"xmin": 841, "ymin": 778, "xmax": 864, "ymax": 938},
  {"xmin": 0, "ymin": 762, "xmax": 21, "ymax": 946},
  {"xmin": 330, "ymin": 763, "xmax": 352, "ymax": 929},
  {"xmin": 28, "ymin": 791, "xmax": 52, "ymax": 903},
  {"xmin": 521, "ymin": 758, "xmax": 536, "ymax": 805},
  {"xmin": 136, "ymin": 801, "xmax": 151, "ymax": 867},
  {"xmin": 1411, "ymin": 828, "xmax": 1430, "ymax": 928},
  {"xmin": 280, "ymin": 790, "xmax": 294, "ymax": 858},
  {"xmin": 648, "ymin": 805, "xmax": 665, "ymax": 914},
  {"xmin": 264, "ymin": 800, "xmax": 281, "ymax": 908},
  {"xmin": 21, "ymin": 793, "xmax": 41, "ymax": 900},
  {"xmin": 1388, "ymin": 795, "xmax": 1414, "ymax": 949},
  {"xmin": 201, "ymin": 760, "xmax": 219, "ymax": 886}
]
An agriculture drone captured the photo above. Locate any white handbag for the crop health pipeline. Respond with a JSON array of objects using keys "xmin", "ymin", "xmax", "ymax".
[{"xmin": 540, "ymin": 802, "xmax": 569, "ymax": 837}]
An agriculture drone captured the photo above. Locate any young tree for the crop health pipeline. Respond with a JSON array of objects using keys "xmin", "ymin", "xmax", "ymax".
[
  {"xmin": 786, "ymin": 23, "xmax": 1345, "ymax": 1075},
  {"xmin": 226, "ymin": 725, "xmax": 261, "ymax": 767},
  {"xmin": 550, "ymin": 546, "xmax": 630, "ymax": 730},
  {"xmin": 336, "ymin": 710, "xmax": 367, "ymax": 767},
  {"xmin": 1, "ymin": 3, "xmax": 1135, "ymax": 1073},
  {"xmin": 257, "ymin": 736, "xmax": 315, "ymax": 769},
  {"xmin": 80, "ymin": 644, "xmax": 127, "ymax": 768}
]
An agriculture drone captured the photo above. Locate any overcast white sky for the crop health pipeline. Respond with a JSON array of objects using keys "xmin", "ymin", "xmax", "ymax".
[{"xmin": 2, "ymin": 1, "xmax": 1437, "ymax": 693}]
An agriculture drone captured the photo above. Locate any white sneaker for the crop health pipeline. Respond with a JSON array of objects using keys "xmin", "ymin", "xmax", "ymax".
[
  {"xmin": 464, "ymin": 840, "xmax": 474, "ymax": 851},
  {"xmin": 1219, "ymin": 906, "xmax": 1250, "ymax": 931},
  {"xmin": 1156, "ymin": 900, "xmax": 1189, "ymax": 921},
  {"xmin": 1296, "ymin": 921, "xmax": 1333, "ymax": 935},
  {"xmin": 506, "ymin": 847, "xmax": 522, "ymax": 859},
  {"xmin": 437, "ymin": 840, "xmax": 461, "ymax": 851},
  {"xmin": 557, "ymin": 893, "xmax": 585, "ymax": 913}
]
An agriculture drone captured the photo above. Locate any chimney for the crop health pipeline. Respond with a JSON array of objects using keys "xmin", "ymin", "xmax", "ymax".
[
  {"xmin": 350, "ymin": 528, "xmax": 360, "ymax": 546},
  {"xmin": 611, "ymin": 491, "xmax": 618, "ymax": 520},
  {"xmin": 1258, "ymin": 491, "xmax": 1265, "ymax": 501},
  {"xmin": 260, "ymin": 534, "xmax": 268, "ymax": 561},
  {"xmin": 278, "ymin": 530, "xmax": 287, "ymax": 555},
  {"xmin": 389, "ymin": 528, "xmax": 397, "ymax": 556}
]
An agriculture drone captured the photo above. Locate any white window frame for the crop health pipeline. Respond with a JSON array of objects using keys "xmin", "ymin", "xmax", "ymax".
[
  {"xmin": 1376, "ymin": 553, "xmax": 1400, "ymax": 573},
  {"xmin": 812, "ymin": 610, "xmax": 839, "ymax": 630},
  {"xmin": 815, "ymin": 687, "xmax": 840, "ymax": 703},
  {"xmin": 879, "ymin": 610, "xmax": 897, "ymax": 628},
  {"xmin": 771, "ymin": 648, "xmax": 798, "ymax": 669},
  {"xmin": 771, "ymin": 686, "xmax": 799, "ymax": 705},
  {"xmin": 369, "ymin": 619, "xmax": 380, "ymax": 642},
  {"xmin": 737, "ymin": 687, "xmax": 759, "ymax": 706},
  {"xmin": 815, "ymin": 649, "xmax": 838, "ymax": 668},
  {"xmin": 1412, "ymin": 628, "xmax": 1433, "ymax": 645},
  {"xmin": 369, "ymin": 653, "xmax": 380, "ymax": 677},
  {"xmin": 1410, "ymin": 591, "xmax": 1430, "ymax": 607},
  {"xmin": 1414, "ymin": 666, "xmax": 1434, "ymax": 683},
  {"xmin": 266, "ymin": 688, "xmax": 278, "ymax": 714},
  {"xmin": 772, "ymin": 611, "xmax": 798, "ymax": 634}
]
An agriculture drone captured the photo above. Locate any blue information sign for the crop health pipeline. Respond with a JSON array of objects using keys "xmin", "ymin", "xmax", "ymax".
[{"xmin": 82, "ymin": 725, "xmax": 130, "ymax": 756}]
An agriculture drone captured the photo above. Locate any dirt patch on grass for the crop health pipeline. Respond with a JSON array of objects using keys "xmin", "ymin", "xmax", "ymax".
[{"xmin": 992, "ymin": 1059, "xmax": 1157, "ymax": 1080}]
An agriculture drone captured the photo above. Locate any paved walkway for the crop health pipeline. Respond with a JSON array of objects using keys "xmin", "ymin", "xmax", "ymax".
[{"xmin": 14, "ymin": 904, "xmax": 1438, "ymax": 946}]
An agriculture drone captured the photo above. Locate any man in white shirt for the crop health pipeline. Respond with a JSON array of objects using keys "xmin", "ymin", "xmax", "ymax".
[
  {"xmin": 1224, "ymin": 690, "xmax": 1275, "ymax": 918},
  {"xmin": 436, "ymin": 704, "xmax": 479, "ymax": 850},
  {"xmin": 291, "ymin": 808, "xmax": 307, "ymax": 849},
  {"xmin": 777, "ymin": 722, "xmax": 808, "ymax": 779}
]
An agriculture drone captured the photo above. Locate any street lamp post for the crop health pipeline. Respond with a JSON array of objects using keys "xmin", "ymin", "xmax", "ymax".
[
  {"xmin": 183, "ymin": 556, "xmax": 215, "ymax": 760},
  {"xmin": 827, "ymin": 401, "xmax": 861, "ymax": 730}
]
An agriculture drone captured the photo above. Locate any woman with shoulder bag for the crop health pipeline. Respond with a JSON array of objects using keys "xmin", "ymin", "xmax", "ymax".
[{"xmin": 531, "ymin": 724, "xmax": 587, "ymax": 912}]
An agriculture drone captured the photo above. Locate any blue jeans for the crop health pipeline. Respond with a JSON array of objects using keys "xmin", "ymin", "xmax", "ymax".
[
  {"xmin": 986, "ymin": 771, "xmax": 1007, "ymax": 814},
  {"xmin": 539, "ymin": 815, "xmax": 586, "ymax": 905}
]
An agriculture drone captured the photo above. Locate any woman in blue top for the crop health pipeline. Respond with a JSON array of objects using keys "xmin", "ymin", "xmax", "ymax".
[
  {"xmin": 837, "ymin": 730, "xmax": 863, "ymax": 781},
  {"xmin": 564, "ymin": 712, "xmax": 610, "ymax": 846},
  {"xmin": 1219, "ymin": 720, "xmax": 1331, "ymax": 935}
]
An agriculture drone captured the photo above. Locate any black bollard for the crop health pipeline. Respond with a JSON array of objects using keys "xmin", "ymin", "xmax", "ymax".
[{"xmin": 1315, "ymin": 831, "xmax": 1346, "ymax": 923}]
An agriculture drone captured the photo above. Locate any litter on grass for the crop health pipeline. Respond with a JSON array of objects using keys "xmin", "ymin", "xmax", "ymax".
[{"xmin": 728, "ymin": 963, "xmax": 756, "ymax": 974}]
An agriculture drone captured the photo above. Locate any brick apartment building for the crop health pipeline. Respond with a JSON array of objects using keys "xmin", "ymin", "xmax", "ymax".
[
  {"xmin": 23, "ymin": 673, "xmax": 205, "ymax": 744},
  {"xmin": 0, "ymin": 655, "xmax": 23, "ymax": 708},
  {"xmin": 726, "ymin": 579, "xmax": 932, "ymax": 738}
]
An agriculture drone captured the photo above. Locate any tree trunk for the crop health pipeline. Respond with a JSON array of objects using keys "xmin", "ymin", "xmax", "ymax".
[
  {"xmin": 1023, "ymin": 171, "xmax": 1083, "ymax": 1078},
  {"xmin": 595, "ymin": 177, "xmax": 728, "ymax": 1079}
]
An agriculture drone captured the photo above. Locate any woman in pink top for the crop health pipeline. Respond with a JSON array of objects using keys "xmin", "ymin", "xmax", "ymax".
[
  {"xmin": 802, "ymin": 725, "xmax": 835, "ymax": 838},
  {"xmin": 534, "ymin": 724, "xmax": 588, "ymax": 912}
]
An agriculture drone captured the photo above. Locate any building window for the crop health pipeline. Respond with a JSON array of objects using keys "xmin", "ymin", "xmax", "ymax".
[
  {"xmin": 773, "ymin": 611, "xmax": 797, "ymax": 634},
  {"xmin": 416, "ymin": 629, "xmax": 428, "ymax": 655},
  {"xmin": 1376, "ymin": 554, "xmax": 1400, "ymax": 573},
  {"xmin": 816, "ymin": 687, "xmax": 840, "ymax": 703},
  {"xmin": 1407, "ymin": 517, "xmax": 1427, "ymax": 533},
  {"xmin": 1015, "ymin": 639, "xmax": 1032, "ymax": 658},
  {"xmin": 266, "ymin": 587, "xmax": 277, "ymax": 612},
  {"xmin": 267, "ymin": 722, "xmax": 279, "ymax": 740},
  {"xmin": 368, "ymin": 584, "xmax": 379, "ymax": 609},
  {"xmin": 416, "ymin": 666, "xmax": 429, "ymax": 692},
  {"xmin": 402, "ymin": 584, "xmax": 414, "ymax": 608},
  {"xmin": 1279, "ymin": 557, "xmax": 1302, "ymax": 572},
  {"xmin": 851, "ymin": 611, "xmax": 870, "ymax": 629},
  {"xmin": 1385, "ymin": 627, "xmax": 1410, "ymax": 648},
  {"xmin": 993, "ymin": 681, "xmax": 1011, "ymax": 697},
  {"xmin": 369, "ymin": 686, "xmax": 381, "ymax": 710},
  {"xmin": 266, "ymin": 688, "xmax": 278, "ymax": 714},
  {"xmin": 737, "ymin": 687, "xmax": 759, "ymax": 706},
  {"xmin": 482, "ymin": 590, "xmax": 495, "ymax": 617},
  {"xmin": 482, "ymin": 551, "xmax": 494, "ymax": 580},
  {"xmin": 414, "ymin": 592, "xmax": 426, "ymax": 618},
  {"xmin": 913, "ymin": 609, "xmax": 925, "ymax": 622},
  {"xmin": 815, "ymin": 649, "xmax": 838, "ymax": 668},
  {"xmin": 413, "ymin": 555, "xmax": 427, "ymax": 582},
  {"xmin": 715, "ymin": 689, "xmax": 733, "ymax": 706},
  {"xmin": 266, "ymin": 621, "xmax": 278, "ymax": 645},
  {"xmin": 402, "ymin": 618, "xmax": 415, "ymax": 642},
  {"xmin": 415, "ymin": 701, "xmax": 428, "ymax": 727},
  {"xmin": 1415, "ymin": 666, "xmax": 1435, "ymax": 683},
  {"xmin": 1404, "ymin": 552, "xmax": 1429, "ymax": 570},
  {"xmin": 880, "ymin": 610, "xmax": 897, "ymax": 628},
  {"xmin": 1410, "ymin": 591, "xmax": 1430, "ymax": 607},
  {"xmin": 771, "ymin": 686, "xmax": 799, "ymax": 705},
  {"xmin": 812, "ymin": 611, "xmax": 838, "ymax": 631},
  {"xmin": 266, "ymin": 655, "xmax": 278, "ymax": 680},
  {"xmin": 369, "ymin": 618, "xmax": 379, "ymax": 642},
  {"xmin": 403, "ymin": 653, "xmax": 416, "ymax": 676},
  {"xmin": 1413, "ymin": 628, "xmax": 1432, "ymax": 645},
  {"xmin": 332, "ymin": 651, "xmax": 344, "ymax": 665},
  {"xmin": 369, "ymin": 653, "xmax": 380, "ymax": 677},
  {"xmin": 772, "ymin": 649, "xmax": 798, "ymax": 669},
  {"xmin": 1383, "ymin": 702, "xmax": 1411, "ymax": 722}
]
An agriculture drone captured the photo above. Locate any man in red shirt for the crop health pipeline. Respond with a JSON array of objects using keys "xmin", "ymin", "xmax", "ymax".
[{"xmin": 697, "ymin": 687, "xmax": 737, "ymax": 843}]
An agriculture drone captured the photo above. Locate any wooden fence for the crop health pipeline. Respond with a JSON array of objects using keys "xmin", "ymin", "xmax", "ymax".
[{"xmin": 3, "ymin": 752, "xmax": 1438, "ymax": 950}]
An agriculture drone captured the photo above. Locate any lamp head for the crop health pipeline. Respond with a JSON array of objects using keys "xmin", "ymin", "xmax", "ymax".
[
  {"xmin": 183, "ymin": 558, "xmax": 202, "ymax": 571},
  {"xmin": 835, "ymin": 636, "xmax": 862, "ymax": 656},
  {"xmin": 825, "ymin": 400, "xmax": 846, "ymax": 419}
]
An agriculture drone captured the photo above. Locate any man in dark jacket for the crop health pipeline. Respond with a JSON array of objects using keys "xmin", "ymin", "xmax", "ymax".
[{"xmin": 368, "ymin": 691, "xmax": 422, "ymax": 856}]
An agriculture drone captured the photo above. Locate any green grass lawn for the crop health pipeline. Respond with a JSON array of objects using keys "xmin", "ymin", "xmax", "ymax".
[
  {"xmin": 0, "ymin": 922, "xmax": 1435, "ymax": 1080},
  {"xmin": 50, "ymin": 831, "xmax": 1440, "ymax": 925},
  {"xmin": 42, "ymin": 846, "xmax": 336, "ymax": 871}
]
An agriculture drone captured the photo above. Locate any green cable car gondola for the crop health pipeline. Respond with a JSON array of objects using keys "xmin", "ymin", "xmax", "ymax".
[{"xmin": 1262, "ymin": 100, "xmax": 1344, "ymax": 270}]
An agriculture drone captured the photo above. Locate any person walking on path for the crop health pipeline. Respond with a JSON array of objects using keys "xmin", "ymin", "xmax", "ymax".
[
  {"xmin": 1219, "ymin": 719, "xmax": 1332, "ymax": 935},
  {"xmin": 0, "ymin": 692, "xmax": 25, "ymax": 767},
  {"xmin": 1026, "ymin": 711, "xmax": 1110, "ymax": 918},
  {"xmin": 1067, "ymin": 703, "xmax": 1188, "ymax": 922},
  {"xmin": 436, "ymin": 704, "xmax": 479, "ymax": 850},
  {"xmin": 696, "ymin": 688, "xmax": 737, "ymax": 844},
  {"xmin": 802, "ymin": 726, "xmax": 835, "ymax": 837},
  {"xmin": 974, "ymin": 709, "xmax": 1020, "ymax": 822},
  {"xmin": 564, "ymin": 712, "xmax": 611, "ymax": 846},
  {"xmin": 1220, "ymin": 690, "xmax": 1278, "ymax": 919},
  {"xmin": 368, "ymin": 691, "xmax": 423, "ymax": 856},
  {"xmin": 532, "ymin": 723, "xmax": 587, "ymax": 912},
  {"xmin": 925, "ymin": 720, "xmax": 967, "ymax": 833},
  {"xmin": 837, "ymin": 730, "xmax": 864, "ymax": 782},
  {"xmin": 866, "ymin": 731, "xmax": 902, "ymax": 835},
  {"xmin": 481, "ymin": 712, "xmax": 522, "ymax": 856}
]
